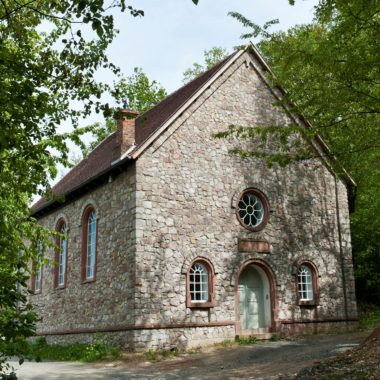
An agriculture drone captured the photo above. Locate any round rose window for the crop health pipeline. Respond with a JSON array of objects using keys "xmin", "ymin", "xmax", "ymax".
[{"xmin": 236, "ymin": 189, "xmax": 269, "ymax": 231}]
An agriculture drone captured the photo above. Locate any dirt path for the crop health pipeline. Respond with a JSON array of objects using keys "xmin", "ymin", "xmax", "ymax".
[{"xmin": 9, "ymin": 330, "xmax": 370, "ymax": 380}]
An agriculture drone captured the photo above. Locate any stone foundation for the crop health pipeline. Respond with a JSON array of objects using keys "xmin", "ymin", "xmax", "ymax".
[{"xmin": 280, "ymin": 320, "xmax": 359, "ymax": 337}]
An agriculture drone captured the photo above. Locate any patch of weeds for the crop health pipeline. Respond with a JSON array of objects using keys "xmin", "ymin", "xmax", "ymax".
[
  {"xmin": 216, "ymin": 339, "xmax": 235, "ymax": 347},
  {"xmin": 270, "ymin": 334, "xmax": 281, "ymax": 342},
  {"xmin": 82, "ymin": 334, "xmax": 121, "ymax": 362},
  {"xmin": 26, "ymin": 334, "xmax": 121, "ymax": 362},
  {"xmin": 236, "ymin": 336, "xmax": 257, "ymax": 345},
  {"xmin": 145, "ymin": 347, "xmax": 181, "ymax": 362},
  {"xmin": 215, "ymin": 336, "xmax": 258, "ymax": 347},
  {"xmin": 358, "ymin": 304, "xmax": 380, "ymax": 330},
  {"xmin": 186, "ymin": 347, "xmax": 201, "ymax": 355}
]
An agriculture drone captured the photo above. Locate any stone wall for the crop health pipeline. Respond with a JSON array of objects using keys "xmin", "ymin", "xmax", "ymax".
[{"xmin": 32, "ymin": 165, "xmax": 136, "ymax": 337}]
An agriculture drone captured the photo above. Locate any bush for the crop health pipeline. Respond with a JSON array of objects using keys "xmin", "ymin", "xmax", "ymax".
[
  {"xmin": 236, "ymin": 336, "xmax": 257, "ymax": 345},
  {"xmin": 24, "ymin": 334, "xmax": 121, "ymax": 362},
  {"xmin": 358, "ymin": 303, "xmax": 380, "ymax": 330}
]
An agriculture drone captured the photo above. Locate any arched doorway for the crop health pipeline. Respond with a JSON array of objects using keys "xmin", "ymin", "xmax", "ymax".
[{"xmin": 238, "ymin": 264, "xmax": 272, "ymax": 332}]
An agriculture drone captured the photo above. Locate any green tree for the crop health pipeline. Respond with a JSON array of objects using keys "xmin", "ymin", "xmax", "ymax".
[
  {"xmin": 182, "ymin": 46, "xmax": 229, "ymax": 83},
  {"xmin": 229, "ymin": 1, "xmax": 380, "ymax": 303},
  {"xmin": 0, "ymin": 0, "xmax": 200, "ymax": 373},
  {"xmin": 0, "ymin": 0, "xmax": 169, "ymax": 374},
  {"xmin": 118, "ymin": 67, "xmax": 167, "ymax": 113},
  {"xmin": 75, "ymin": 67, "xmax": 167, "ymax": 160},
  {"xmin": 0, "ymin": 0, "xmax": 201, "ymax": 374}
]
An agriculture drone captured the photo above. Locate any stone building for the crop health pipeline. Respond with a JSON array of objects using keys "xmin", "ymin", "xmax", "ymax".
[{"xmin": 31, "ymin": 45, "xmax": 358, "ymax": 350}]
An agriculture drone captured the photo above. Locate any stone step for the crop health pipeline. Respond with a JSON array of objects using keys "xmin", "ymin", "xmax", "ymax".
[{"xmin": 238, "ymin": 328, "xmax": 274, "ymax": 340}]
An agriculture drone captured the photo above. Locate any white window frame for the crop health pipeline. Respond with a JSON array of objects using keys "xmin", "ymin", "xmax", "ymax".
[
  {"xmin": 297, "ymin": 265, "xmax": 313, "ymax": 301},
  {"xmin": 34, "ymin": 240, "xmax": 43, "ymax": 292},
  {"xmin": 85, "ymin": 210, "xmax": 97, "ymax": 280},
  {"xmin": 58, "ymin": 223, "xmax": 67, "ymax": 287},
  {"xmin": 189, "ymin": 262, "xmax": 209, "ymax": 302}
]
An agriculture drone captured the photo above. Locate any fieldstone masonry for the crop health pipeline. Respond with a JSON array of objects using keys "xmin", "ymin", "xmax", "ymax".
[{"xmin": 32, "ymin": 50, "xmax": 357, "ymax": 350}]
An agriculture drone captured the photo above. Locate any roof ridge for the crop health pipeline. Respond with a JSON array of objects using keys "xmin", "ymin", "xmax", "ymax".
[
  {"xmin": 136, "ymin": 50, "xmax": 238, "ymax": 123},
  {"xmin": 31, "ymin": 48, "xmax": 245, "ymax": 215}
]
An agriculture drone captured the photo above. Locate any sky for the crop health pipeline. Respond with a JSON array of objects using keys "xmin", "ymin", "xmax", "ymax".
[
  {"xmin": 55, "ymin": 0, "xmax": 318, "ymax": 180},
  {"xmin": 107, "ymin": 0, "xmax": 317, "ymax": 93}
]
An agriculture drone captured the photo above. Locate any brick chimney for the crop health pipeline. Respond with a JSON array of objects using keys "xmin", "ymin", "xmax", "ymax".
[{"xmin": 113, "ymin": 108, "xmax": 139, "ymax": 161}]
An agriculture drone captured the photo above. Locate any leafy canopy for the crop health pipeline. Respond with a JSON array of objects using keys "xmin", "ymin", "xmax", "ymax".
[
  {"xmin": 0, "ymin": 0, "xmax": 201, "ymax": 373},
  {"xmin": 230, "ymin": 0, "xmax": 380, "ymax": 303},
  {"xmin": 76, "ymin": 67, "xmax": 167, "ymax": 160},
  {"xmin": 182, "ymin": 47, "xmax": 228, "ymax": 83}
]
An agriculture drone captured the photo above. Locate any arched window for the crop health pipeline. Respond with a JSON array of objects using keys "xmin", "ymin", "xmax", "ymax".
[
  {"xmin": 54, "ymin": 219, "xmax": 68, "ymax": 288},
  {"xmin": 81, "ymin": 206, "xmax": 97, "ymax": 282},
  {"xmin": 187, "ymin": 259, "xmax": 215, "ymax": 308},
  {"xmin": 297, "ymin": 266, "xmax": 313, "ymax": 300},
  {"xmin": 297, "ymin": 262, "xmax": 319, "ymax": 305},
  {"xmin": 32, "ymin": 239, "xmax": 43, "ymax": 293}
]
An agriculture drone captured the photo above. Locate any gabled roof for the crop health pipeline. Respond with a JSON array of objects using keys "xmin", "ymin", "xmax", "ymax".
[
  {"xmin": 32, "ymin": 44, "xmax": 355, "ymax": 218},
  {"xmin": 31, "ymin": 50, "xmax": 241, "ymax": 216},
  {"xmin": 31, "ymin": 133, "xmax": 123, "ymax": 213},
  {"xmin": 134, "ymin": 52, "xmax": 239, "ymax": 147}
]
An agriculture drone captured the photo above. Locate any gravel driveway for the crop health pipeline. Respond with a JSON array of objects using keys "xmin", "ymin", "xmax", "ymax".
[{"xmin": 8, "ymin": 330, "xmax": 369, "ymax": 380}]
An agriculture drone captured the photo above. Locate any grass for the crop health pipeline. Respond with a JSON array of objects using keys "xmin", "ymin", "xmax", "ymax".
[
  {"xmin": 216, "ymin": 335, "xmax": 258, "ymax": 348},
  {"xmin": 270, "ymin": 334, "xmax": 281, "ymax": 342},
  {"xmin": 236, "ymin": 336, "xmax": 257, "ymax": 345},
  {"xmin": 358, "ymin": 304, "xmax": 380, "ymax": 330},
  {"xmin": 145, "ymin": 347, "xmax": 180, "ymax": 362},
  {"xmin": 22, "ymin": 334, "xmax": 121, "ymax": 362}
]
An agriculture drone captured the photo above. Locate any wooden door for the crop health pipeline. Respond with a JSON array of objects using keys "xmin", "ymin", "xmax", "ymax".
[{"xmin": 238, "ymin": 266, "xmax": 265, "ymax": 329}]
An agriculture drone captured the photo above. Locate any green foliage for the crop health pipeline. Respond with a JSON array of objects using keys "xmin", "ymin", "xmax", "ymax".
[
  {"xmin": 270, "ymin": 334, "xmax": 281, "ymax": 342},
  {"xmin": 12, "ymin": 335, "xmax": 120, "ymax": 363},
  {"xmin": 82, "ymin": 334, "xmax": 121, "ymax": 362},
  {"xmin": 354, "ymin": 246, "xmax": 380, "ymax": 305},
  {"xmin": 76, "ymin": 67, "xmax": 167, "ymax": 160},
  {"xmin": 358, "ymin": 304, "xmax": 380, "ymax": 330},
  {"xmin": 182, "ymin": 47, "xmax": 229, "ymax": 83},
  {"xmin": 236, "ymin": 336, "xmax": 257, "ymax": 345},
  {"xmin": 115, "ymin": 67, "xmax": 167, "ymax": 114},
  {"xmin": 228, "ymin": 12, "xmax": 279, "ymax": 40},
  {"xmin": 145, "ymin": 347, "xmax": 180, "ymax": 362},
  {"xmin": 80, "ymin": 118, "xmax": 117, "ymax": 159},
  {"xmin": 230, "ymin": 0, "xmax": 380, "ymax": 303},
  {"xmin": 215, "ymin": 336, "xmax": 258, "ymax": 347},
  {"xmin": 0, "ymin": 0, "xmax": 144, "ymax": 374}
]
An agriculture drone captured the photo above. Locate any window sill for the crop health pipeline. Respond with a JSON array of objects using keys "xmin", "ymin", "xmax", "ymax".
[
  {"xmin": 187, "ymin": 301, "xmax": 215, "ymax": 308},
  {"xmin": 81, "ymin": 278, "xmax": 96, "ymax": 284},
  {"xmin": 298, "ymin": 300, "xmax": 318, "ymax": 307},
  {"xmin": 54, "ymin": 285, "xmax": 67, "ymax": 290}
]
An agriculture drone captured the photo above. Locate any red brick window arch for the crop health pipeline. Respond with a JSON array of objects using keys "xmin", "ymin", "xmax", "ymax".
[
  {"xmin": 54, "ymin": 219, "xmax": 68, "ymax": 289},
  {"xmin": 186, "ymin": 258, "xmax": 215, "ymax": 308},
  {"xmin": 81, "ymin": 205, "xmax": 98, "ymax": 282},
  {"xmin": 297, "ymin": 261, "xmax": 319, "ymax": 306}
]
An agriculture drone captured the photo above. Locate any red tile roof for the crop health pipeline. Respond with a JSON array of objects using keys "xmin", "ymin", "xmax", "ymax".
[
  {"xmin": 134, "ymin": 53, "xmax": 237, "ymax": 146},
  {"xmin": 31, "ymin": 51, "xmax": 238, "ymax": 215},
  {"xmin": 31, "ymin": 132, "xmax": 119, "ymax": 212}
]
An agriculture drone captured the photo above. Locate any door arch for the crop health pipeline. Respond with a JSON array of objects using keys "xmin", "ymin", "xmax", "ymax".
[{"xmin": 235, "ymin": 260, "xmax": 277, "ymax": 334}]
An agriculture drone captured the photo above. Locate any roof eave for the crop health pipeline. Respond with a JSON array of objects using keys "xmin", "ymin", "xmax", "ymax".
[
  {"xmin": 128, "ymin": 48, "xmax": 246, "ymax": 160},
  {"xmin": 31, "ymin": 156, "xmax": 133, "ymax": 218}
]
